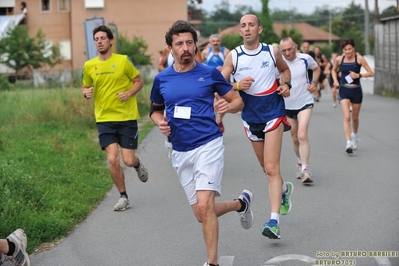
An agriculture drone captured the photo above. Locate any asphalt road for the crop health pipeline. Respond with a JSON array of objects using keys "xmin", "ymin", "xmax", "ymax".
[{"xmin": 29, "ymin": 92, "xmax": 399, "ymax": 266}]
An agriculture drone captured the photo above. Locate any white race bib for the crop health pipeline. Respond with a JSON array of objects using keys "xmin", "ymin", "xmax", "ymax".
[{"xmin": 173, "ymin": 106, "xmax": 191, "ymax": 119}]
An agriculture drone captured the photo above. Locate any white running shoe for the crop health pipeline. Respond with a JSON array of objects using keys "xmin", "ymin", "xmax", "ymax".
[
  {"xmin": 113, "ymin": 197, "xmax": 130, "ymax": 211},
  {"xmin": 301, "ymin": 168, "xmax": 313, "ymax": 183},
  {"xmin": 237, "ymin": 189, "xmax": 254, "ymax": 229},
  {"xmin": 351, "ymin": 133, "xmax": 359, "ymax": 150},
  {"xmin": 135, "ymin": 161, "xmax": 148, "ymax": 182},
  {"xmin": 346, "ymin": 142, "xmax": 353, "ymax": 154},
  {"xmin": 6, "ymin": 229, "xmax": 30, "ymax": 266}
]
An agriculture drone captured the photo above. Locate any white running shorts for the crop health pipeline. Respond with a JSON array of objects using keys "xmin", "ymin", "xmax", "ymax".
[{"xmin": 171, "ymin": 136, "xmax": 224, "ymax": 205}]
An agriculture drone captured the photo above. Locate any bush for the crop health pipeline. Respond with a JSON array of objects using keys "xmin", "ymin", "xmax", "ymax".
[{"xmin": 0, "ymin": 75, "xmax": 11, "ymax": 91}]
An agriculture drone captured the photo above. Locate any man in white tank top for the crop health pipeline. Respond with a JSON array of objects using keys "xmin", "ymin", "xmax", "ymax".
[{"xmin": 221, "ymin": 14, "xmax": 294, "ymax": 240}]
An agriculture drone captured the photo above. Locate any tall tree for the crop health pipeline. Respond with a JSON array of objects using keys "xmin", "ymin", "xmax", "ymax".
[
  {"xmin": 0, "ymin": 25, "xmax": 62, "ymax": 79},
  {"xmin": 259, "ymin": 0, "xmax": 279, "ymax": 44}
]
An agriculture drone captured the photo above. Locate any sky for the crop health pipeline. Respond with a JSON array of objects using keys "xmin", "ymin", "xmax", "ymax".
[{"xmin": 200, "ymin": 0, "xmax": 397, "ymax": 14}]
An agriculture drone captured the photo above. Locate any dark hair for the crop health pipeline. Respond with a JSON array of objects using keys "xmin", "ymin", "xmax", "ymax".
[
  {"xmin": 165, "ymin": 20, "xmax": 198, "ymax": 46},
  {"xmin": 21, "ymin": 2, "xmax": 26, "ymax": 8},
  {"xmin": 93, "ymin": 25, "xmax": 114, "ymax": 40},
  {"xmin": 341, "ymin": 39, "xmax": 355, "ymax": 48}
]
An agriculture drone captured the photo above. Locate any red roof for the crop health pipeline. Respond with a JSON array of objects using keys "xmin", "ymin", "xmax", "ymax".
[{"xmin": 198, "ymin": 22, "xmax": 340, "ymax": 48}]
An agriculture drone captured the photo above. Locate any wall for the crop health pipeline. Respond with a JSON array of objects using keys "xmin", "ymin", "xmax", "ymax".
[
  {"xmin": 374, "ymin": 16, "xmax": 399, "ymax": 96},
  {"xmin": 14, "ymin": 0, "xmax": 188, "ymax": 72}
]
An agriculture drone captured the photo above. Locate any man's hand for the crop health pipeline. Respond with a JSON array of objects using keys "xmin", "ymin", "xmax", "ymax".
[
  {"xmin": 158, "ymin": 115, "xmax": 171, "ymax": 136},
  {"xmin": 82, "ymin": 87, "xmax": 93, "ymax": 99},
  {"xmin": 214, "ymin": 92, "xmax": 229, "ymax": 114}
]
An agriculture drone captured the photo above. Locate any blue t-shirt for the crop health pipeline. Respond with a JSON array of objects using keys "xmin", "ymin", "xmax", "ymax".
[{"xmin": 150, "ymin": 63, "xmax": 232, "ymax": 152}]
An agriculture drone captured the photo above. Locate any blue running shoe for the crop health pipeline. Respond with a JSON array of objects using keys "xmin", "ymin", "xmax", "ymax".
[{"xmin": 262, "ymin": 219, "xmax": 281, "ymax": 239}]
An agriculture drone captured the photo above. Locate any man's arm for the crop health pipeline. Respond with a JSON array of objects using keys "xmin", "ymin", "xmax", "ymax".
[
  {"xmin": 201, "ymin": 48, "xmax": 208, "ymax": 63},
  {"xmin": 150, "ymin": 104, "xmax": 170, "ymax": 136},
  {"xmin": 215, "ymin": 89, "xmax": 243, "ymax": 115},
  {"xmin": 158, "ymin": 47, "xmax": 170, "ymax": 72},
  {"xmin": 274, "ymin": 46, "xmax": 291, "ymax": 97},
  {"xmin": 117, "ymin": 75, "xmax": 144, "ymax": 102}
]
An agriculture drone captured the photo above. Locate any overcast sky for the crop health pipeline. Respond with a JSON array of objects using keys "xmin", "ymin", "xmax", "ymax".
[{"xmin": 200, "ymin": 0, "xmax": 397, "ymax": 14}]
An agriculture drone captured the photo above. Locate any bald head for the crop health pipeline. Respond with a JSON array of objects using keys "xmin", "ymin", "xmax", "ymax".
[{"xmin": 240, "ymin": 14, "xmax": 260, "ymax": 26}]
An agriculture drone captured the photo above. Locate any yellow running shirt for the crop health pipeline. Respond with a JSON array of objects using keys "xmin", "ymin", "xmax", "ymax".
[{"xmin": 82, "ymin": 54, "xmax": 141, "ymax": 122}]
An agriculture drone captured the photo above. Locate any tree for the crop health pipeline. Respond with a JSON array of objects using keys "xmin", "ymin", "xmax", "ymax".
[
  {"xmin": 280, "ymin": 27, "xmax": 303, "ymax": 45},
  {"xmin": 222, "ymin": 34, "xmax": 242, "ymax": 50},
  {"xmin": 259, "ymin": 0, "xmax": 279, "ymax": 44},
  {"xmin": 0, "ymin": 25, "xmax": 62, "ymax": 79},
  {"xmin": 199, "ymin": 0, "xmax": 255, "ymax": 38},
  {"xmin": 118, "ymin": 35, "xmax": 151, "ymax": 65}
]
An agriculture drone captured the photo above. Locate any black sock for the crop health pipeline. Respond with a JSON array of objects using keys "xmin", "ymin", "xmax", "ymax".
[
  {"xmin": 134, "ymin": 161, "xmax": 140, "ymax": 169},
  {"xmin": 120, "ymin": 191, "xmax": 128, "ymax": 198},
  {"xmin": 6, "ymin": 239, "xmax": 15, "ymax": 256},
  {"xmin": 208, "ymin": 264, "xmax": 219, "ymax": 266},
  {"xmin": 235, "ymin": 198, "xmax": 246, "ymax": 212}
]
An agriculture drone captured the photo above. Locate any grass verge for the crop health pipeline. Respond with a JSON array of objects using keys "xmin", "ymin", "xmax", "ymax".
[{"xmin": 0, "ymin": 85, "xmax": 153, "ymax": 253}]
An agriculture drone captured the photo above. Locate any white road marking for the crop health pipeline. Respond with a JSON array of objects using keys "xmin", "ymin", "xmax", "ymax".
[
  {"xmin": 262, "ymin": 254, "xmax": 392, "ymax": 266},
  {"xmin": 263, "ymin": 254, "xmax": 316, "ymax": 264}
]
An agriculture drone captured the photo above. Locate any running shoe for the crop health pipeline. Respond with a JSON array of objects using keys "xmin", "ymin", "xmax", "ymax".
[
  {"xmin": 203, "ymin": 263, "xmax": 219, "ymax": 266},
  {"xmin": 113, "ymin": 197, "xmax": 130, "ymax": 211},
  {"xmin": 135, "ymin": 160, "xmax": 148, "ymax": 182},
  {"xmin": 280, "ymin": 182, "xmax": 294, "ymax": 215},
  {"xmin": 301, "ymin": 168, "xmax": 313, "ymax": 183},
  {"xmin": 351, "ymin": 133, "xmax": 359, "ymax": 150},
  {"xmin": 262, "ymin": 219, "xmax": 281, "ymax": 239},
  {"xmin": 6, "ymin": 229, "xmax": 30, "ymax": 266},
  {"xmin": 346, "ymin": 142, "xmax": 353, "ymax": 154},
  {"xmin": 237, "ymin": 189, "xmax": 254, "ymax": 229}
]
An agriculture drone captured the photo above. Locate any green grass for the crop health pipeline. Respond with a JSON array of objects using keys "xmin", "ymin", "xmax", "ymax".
[{"xmin": 0, "ymin": 84, "xmax": 153, "ymax": 253}]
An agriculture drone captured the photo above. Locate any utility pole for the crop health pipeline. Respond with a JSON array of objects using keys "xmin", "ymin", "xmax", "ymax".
[
  {"xmin": 329, "ymin": 10, "xmax": 332, "ymax": 46},
  {"xmin": 364, "ymin": 0, "xmax": 370, "ymax": 55},
  {"xmin": 374, "ymin": 0, "xmax": 379, "ymax": 22}
]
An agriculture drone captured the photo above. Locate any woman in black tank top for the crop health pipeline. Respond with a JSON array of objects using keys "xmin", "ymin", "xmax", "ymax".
[{"xmin": 330, "ymin": 39, "xmax": 374, "ymax": 154}]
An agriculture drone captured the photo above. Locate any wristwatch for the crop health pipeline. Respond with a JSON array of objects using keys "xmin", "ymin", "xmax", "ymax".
[
  {"xmin": 283, "ymin": 81, "xmax": 292, "ymax": 90},
  {"xmin": 312, "ymin": 81, "xmax": 319, "ymax": 85}
]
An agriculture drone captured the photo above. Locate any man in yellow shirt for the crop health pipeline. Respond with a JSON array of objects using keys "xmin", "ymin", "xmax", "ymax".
[{"xmin": 81, "ymin": 25, "xmax": 148, "ymax": 211}]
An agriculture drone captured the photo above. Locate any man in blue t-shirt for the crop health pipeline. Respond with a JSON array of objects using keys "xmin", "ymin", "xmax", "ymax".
[{"xmin": 150, "ymin": 20, "xmax": 253, "ymax": 266}]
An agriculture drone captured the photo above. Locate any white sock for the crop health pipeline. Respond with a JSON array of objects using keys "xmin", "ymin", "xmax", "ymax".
[
  {"xmin": 297, "ymin": 158, "xmax": 302, "ymax": 165},
  {"xmin": 302, "ymin": 164, "xmax": 308, "ymax": 172},
  {"xmin": 271, "ymin": 212, "xmax": 280, "ymax": 223}
]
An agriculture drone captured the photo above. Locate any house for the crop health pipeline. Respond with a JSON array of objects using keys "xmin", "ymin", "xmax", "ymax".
[
  {"xmin": 198, "ymin": 22, "xmax": 340, "ymax": 50},
  {"xmin": 1, "ymin": 0, "xmax": 195, "ymax": 75}
]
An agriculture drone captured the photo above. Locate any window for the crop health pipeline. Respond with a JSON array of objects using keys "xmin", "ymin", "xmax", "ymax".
[
  {"xmin": 59, "ymin": 0, "xmax": 70, "ymax": 11},
  {"xmin": 59, "ymin": 40, "xmax": 71, "ymax": 60},
  {"xmin": 84, "ymin": 0, "xmax": 104, "ymax": 9},
  {"xmin": 41, "ymin": 0, "xmax": 51, "ymax": 12}
]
